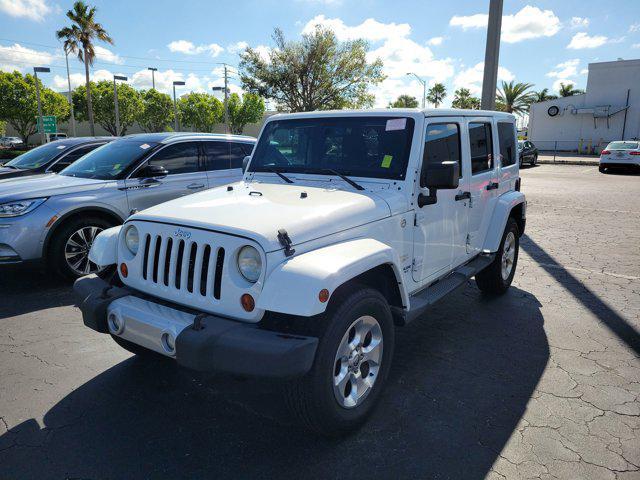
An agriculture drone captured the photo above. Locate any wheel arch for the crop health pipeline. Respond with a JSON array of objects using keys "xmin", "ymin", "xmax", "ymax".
[{"xmin": 482, "ymin": 191, "xmax": 526, "ymax": 253}]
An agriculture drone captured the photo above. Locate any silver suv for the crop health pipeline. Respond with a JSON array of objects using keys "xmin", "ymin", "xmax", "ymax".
[{"xmin": 0, "ymin": 132, "xmax": 255, "ymax": 279}]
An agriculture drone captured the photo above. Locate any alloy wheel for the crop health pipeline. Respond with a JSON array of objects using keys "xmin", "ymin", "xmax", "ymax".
[
  {"xmin": 501, "ymin": 231, "xmax": 516, "ymax": 281},
  {"xmin": 64, "ymin": 226, "xmax": 104, "ymax": 275}
]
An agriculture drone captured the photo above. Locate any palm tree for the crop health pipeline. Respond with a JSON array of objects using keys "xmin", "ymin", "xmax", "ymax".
[
  {"xmin": 532, "ymin": 88, "xmax": 558, "ymax": 103},
  {"xmin": 389, "ymin": 94, "xmax": 419, "ymax": 108},
  {"xmin": 56, "ymin": 1, "xmax": 113, "ymax": 136},
  {"xmin": 558, "ymin": 82, "xmax": 584, "ymax": 97},
  {"xmin": 495, "ymin": 81, "xmax": 535, "ymax": 114},
  {"xmin": 426, "ymin": 83, "xmax": 446, "ymax": 108},
  {"xmin": 451, "ymin": 88, "xmax": 481, "ymax": 109}
]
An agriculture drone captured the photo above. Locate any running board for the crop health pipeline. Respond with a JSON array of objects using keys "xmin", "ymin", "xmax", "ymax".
[{"xmin": 396, "ymin": 254, "xmax": 495, "ymax": 325}]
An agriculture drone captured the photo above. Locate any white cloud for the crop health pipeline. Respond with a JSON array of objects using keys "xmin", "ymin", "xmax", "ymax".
[
  {"xmin": 51, "ymin": 69, "xmax": 117, "ymax": 91},
  {"xmin": 227, "ymin": 41, "xmax": 248, "ymax": 54},
  {"xmin": 546, "ymin": 59, "xmax": 579, "ymax": 79},
  {"xmin": 253, "ymin": 45, "xmax": 272, "ymax": 63},
  {"xmin": 579, "ymin": 68, "xmax": 588, "ymax": 74},
  {"xmin": 629, "ymin": 23, "xmax": 640, "ymax": 33},
  {"xmin": 453, "ymin": 62, "xmax": 514, "ymax": 96},
  {"xmin": 0, "ymin": 0, "xmax": 51, "ymax": 22},
  {"xmin": 567, "ymin": 32, "xmax": 608, "ymax": 49},
  {"xmin": 449, "ymin": 5, "xmax": 561, "ymax": 43},
  {"xmin": 633, "ymin": 43, "xmax": 640, "ymax": 49},
  {"xmin": 552, "ymin": 78, "xmax": 577, "ymax": 91},
  {"xmin": 302, "ymin": 15, "xmax": 411, "ymax": 42},
  {"xmin": 426, "ymin": 36, "xmax": 443, "ymax": 46},
  {"xmin": 569, "ymin": 17, "xmax": 589, "ymax": 28},
  {"xmin": 167, "ymin": 40, "xmax": 224, "ymax": 57},
  {"xmin": 94, "ymin": 45, "xmax": 123, "ymax": 65},
  {"xmin": 0, "ymin": 43, "xmax": 54, "ymax": 73}
]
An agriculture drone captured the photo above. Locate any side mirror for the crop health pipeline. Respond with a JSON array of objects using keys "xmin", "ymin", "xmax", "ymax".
[
  {"xmin": 418, "ymin": 161, "xmax": 459, "ymax": 207},
  {"xmin": 242, "ymin": 155, "xmax": 251, "ymax": 173},
  {"xmin": 141, "ymin": 164, "xmax": 168, "ymax": 178}
]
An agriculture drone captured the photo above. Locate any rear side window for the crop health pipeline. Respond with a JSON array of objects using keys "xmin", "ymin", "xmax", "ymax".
[
  {"xmin": 203, "ymin": 141, "xmax": 231, "ymax": 171},
  {"xmin": 469, "ymin": 122, "xmax": 493, "ymax": 174},
  {"xmin": 229, "ymin": 143, "xmax": 247, "ymax": 169},
  {"xmin": 149, "ymin": 142, "xmax": 200, "ymax": 174},
  {"xmin": 497, "ymin": 122, "xmax": 516, "ymax": 167},
  {"xmin": 422, "ymin": 123, "xmax": 461, "ymax": 187}
]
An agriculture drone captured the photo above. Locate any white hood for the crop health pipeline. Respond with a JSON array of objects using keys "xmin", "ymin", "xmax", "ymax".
[{"xmin": 132, "ymin": 182, "xmax": 392, "ymax": 252}]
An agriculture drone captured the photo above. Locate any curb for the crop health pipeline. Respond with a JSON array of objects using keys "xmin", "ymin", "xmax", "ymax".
[{"xmin": 537, "ymin": 159, "xmax": 600, "ymax": 166}]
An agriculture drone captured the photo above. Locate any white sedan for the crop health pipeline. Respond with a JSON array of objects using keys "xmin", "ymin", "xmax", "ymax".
[{"xmin": 599, "ymin": 141, "xmax": 640, "ymax": 173}]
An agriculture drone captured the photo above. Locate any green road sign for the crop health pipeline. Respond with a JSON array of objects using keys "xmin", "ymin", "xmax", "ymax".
[{"xmin": 37, "ymin": 116, "xmax": 57, "ymax": 134}]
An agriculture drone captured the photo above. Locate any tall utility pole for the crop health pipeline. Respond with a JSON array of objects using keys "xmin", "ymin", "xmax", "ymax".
[
  {"xmin": 148, "ymin": 67, "xmax": 157, "ymax": 90},
  {"xmin": 64, "ymin": 50, "xmax": 76, "ymax": 136},
  {"xmin": 33, "ymin": 67, "xmax": 50, "ymax": 145},
  {"xmin": 113, "ymin": 75, "xmax": 128, "ymax": 136},
  {"xmin": 172, "ymin": 81, "xmax": 185, "ymax": 131},
  {"xmin": 223, "ymin": 65, "xmax": 229, "ymax": 133},
  {"xmin": 481, "ymin": 0, "xmax": 503, "ymax": 110}
]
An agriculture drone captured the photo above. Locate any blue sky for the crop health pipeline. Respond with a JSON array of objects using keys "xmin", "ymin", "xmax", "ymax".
[{"xmin": 1, "ymin": 0, "xmax": 639, "ymax": 108}]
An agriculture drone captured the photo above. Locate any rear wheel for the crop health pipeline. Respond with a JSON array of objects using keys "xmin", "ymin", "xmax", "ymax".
[
  {"xmin": 599, "ymin": 165, "xmax": 607, "ymax": 174},
  {"xmin": 475, "ymin": 217, "xmax": 519, "ymax": 294},
  {"xmin": 531, "ymin": 153, "xmax": 538, "ymax": 166},
  {"xmin": 285, "ymin": 286, "xmax": 395, "ymax": 437}
]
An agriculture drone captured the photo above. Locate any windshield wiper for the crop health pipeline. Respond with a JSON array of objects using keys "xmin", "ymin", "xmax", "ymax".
[
  {"xmin": 321, "ymin": 169, "xmax": 364, "ymax": 191},
  {"xmin": 3, "ymin": 165, "xmax": 20, "ymax": 170},
  {"xmin": 266, "ymin": 168, "xmax": 294, "ymax": 184}
]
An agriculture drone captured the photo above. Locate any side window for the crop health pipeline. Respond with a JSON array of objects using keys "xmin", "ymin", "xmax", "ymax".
[
  {"xmin": 241, "ymin": 143, "xmax": 254, "ymax": 156},
  {"xmin": 497, "ymin": 122, "xmax": 516, "ymax": 167},
  {"xmin": 229, "ymin": 143, "xmax": 247, "ymax": 169},
  {"xmin": 149, "ymin": 142, "xmax": 200, "ymax": 174},
  {"xmin": 50, "ymin": 144, "xmax": 102, "ymax": 172},
  {"xmin": 422, "ymin": 123, "xmax": 461, "ymax": 187},
  {"xmin": 468, "ymin": 122, "xmax": 493, "ymax": 174},
  {"xmin": 203, "ymin": 141, "xmax": 231, "ymax": 171}
]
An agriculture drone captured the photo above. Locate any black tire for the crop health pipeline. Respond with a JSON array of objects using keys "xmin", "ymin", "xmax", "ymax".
[
  {"xmin": 599, "ymin": 165, "xmax": 607, "ymax": 174},
  {"xmin": 111, "ymin": 334, "xmax": 165, "ymax": 359},
  {"xmin": 49, "ymin": 215, "xmax": 114, "ymax": 281},
  {"xmin": 475, "ymin": 217, "xmax": 519, "ymax": 295},
  {"xmin": 519, "ymin": 155, "xmax": 524, "ymax": 168},
  {"xmin": 285, "ymin": 286, "xmax": 395, "ymax": 437},
  {"xmin": 531, "ymin": 154, "xmax": 538, "ymax": 166}
]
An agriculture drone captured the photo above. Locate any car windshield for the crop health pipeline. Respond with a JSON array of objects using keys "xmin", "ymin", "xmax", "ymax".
[
  {"xmin": 5, "ymin": 142, "xmax": 67, "ymax": 169},
  {"xmin": 249, "ymin": 116, "xmax": 416, "ymax": 181},
  {"xmin": 607, "ymin": 141, "xmax": 639, "ymax": 150},
  {"xmin": 60, "ymin": 140, "xmax": 158, "ymax": 180}
]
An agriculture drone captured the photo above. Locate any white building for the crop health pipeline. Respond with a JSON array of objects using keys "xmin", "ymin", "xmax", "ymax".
[{"xmin": 528, "ymin": 58, "xmax": 639, "ymax": 153}]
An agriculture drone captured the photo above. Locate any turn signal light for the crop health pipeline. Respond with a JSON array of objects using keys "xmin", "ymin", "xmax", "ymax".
[
  {"xmin": 600, "ymin": 150, "xmax": 610, "ymax": 155},
  {"xmin": 241, "ymin": 293, "xmax": 255, "ymax": 312},
  {"xmin": 119, "ymin": 262, "xmax": 128, "ymax": 278},
  {"xmin": 319, "ymin": 289, "xmax": 330, "ymax": 303}
]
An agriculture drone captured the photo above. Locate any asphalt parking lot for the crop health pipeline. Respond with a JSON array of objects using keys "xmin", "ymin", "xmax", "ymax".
[{"xmin": 1, "ymin": 164, "xmax": 638, "ymax": 480}]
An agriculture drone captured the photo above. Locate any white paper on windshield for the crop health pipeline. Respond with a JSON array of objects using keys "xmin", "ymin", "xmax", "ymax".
[
  {"xmin": 386, "ymin": 118, "xmax": 407, "ymax": 131},
  {"xmin": 56, "ymin": 145, "xmax": 66, "ymax": 149},
  {"xmin": 140, "ymin": 143, "xmax": 150, "ymax": 149}
]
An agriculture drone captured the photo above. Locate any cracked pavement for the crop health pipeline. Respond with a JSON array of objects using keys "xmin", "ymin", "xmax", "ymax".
[{"xmin": 0, "ymin": 164, "xmax": 638, "ymax": 479}]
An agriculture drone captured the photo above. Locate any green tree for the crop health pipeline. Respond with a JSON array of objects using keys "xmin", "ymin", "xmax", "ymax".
[
  {"xmin": 226, "ymin": 92, "xmax": 265, "ymax": 134},
  {"xmin": 532, "ymin": 88, "xmax": 557, "ymax": 102},
  {"xmin": 389, "ymin": 94, "xmax": 419, "ymax": 108},
  {"xmin": 178, "ymin": 92, "xmax": 223, "ymax": 132},
  {"xmin": 495, "ymin": 81, "xmax": 535, "ymax": 114},
  {"xmin": 0, "ymin": 71, "xmax": 70, "ymax": 143},
  {"xmin": 57, "ymin": 1, "xmax": 113, "ymax": 136},
  {"xmin": 73, "ymin": 80, "xmax": 142, "ymax": 135},
  {"xmin": 138, "ymin": 89, "xmax": 174, "ymax": 132},
  {"xmin": 558, "ymin": 82, "xmax": 584, "ymax": 97},
  {"xmin": 240, "ymin": 27, "xmax": 385, "ymax": 111},
  {"xmin": 451, "ymin": 88, "xmax": 481, "ymax": 109},
  {"xmin": 426, "ymin": 83, "xmax": 446, "ymax": 108}
]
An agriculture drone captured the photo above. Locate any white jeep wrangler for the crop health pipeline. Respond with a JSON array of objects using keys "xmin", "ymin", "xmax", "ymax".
[{"xmin": 75, "ymin": 109, "xmax": 526, "ymax": 436}]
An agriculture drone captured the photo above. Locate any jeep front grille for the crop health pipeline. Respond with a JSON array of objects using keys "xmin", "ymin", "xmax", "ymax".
[{"xmin": 141, "ymin": 233, "xmax": 225, "ymax": 300}]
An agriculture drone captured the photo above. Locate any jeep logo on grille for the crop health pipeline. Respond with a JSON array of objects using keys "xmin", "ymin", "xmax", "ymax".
[{"xmin": 174, "ymin": 228, "xmax": 192, "ymax": 239}]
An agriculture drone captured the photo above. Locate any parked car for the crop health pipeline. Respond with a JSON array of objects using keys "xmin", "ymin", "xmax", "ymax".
[
  {"xmin": 75, "ymin": 109, "xmax": 526, "ymax": 436},
  {"xmin": 517, "ymin": 140, "xmax": 538, "ymax": 166},
  {"xmin": 599, "ymin": 141, "xmax": 640, "ymax": 173},
  {"xmin": 0, "ymin": 132, "xmax": 255, "ymax": 279},
  {"xmin": 0, "ymin": 136, "xmax": 24, "ymax": 148},
  {"xmin": 0, "ymin": 137, "xmax": 113, "ymax": 180}
]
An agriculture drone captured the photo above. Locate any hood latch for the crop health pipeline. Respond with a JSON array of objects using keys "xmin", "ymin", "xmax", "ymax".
[{"xmin": 277, "ymin": 229, "xmax": 296, "ymax": 257}]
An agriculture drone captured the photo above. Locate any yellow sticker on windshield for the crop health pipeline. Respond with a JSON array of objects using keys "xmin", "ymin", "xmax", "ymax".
[
  {"xmin": 381, "ymin": 155, "xmax": 393, "ymax": 168},
  {"xmin": 113, "ymin": 163, "xmax": 120, "ymax": 170}
]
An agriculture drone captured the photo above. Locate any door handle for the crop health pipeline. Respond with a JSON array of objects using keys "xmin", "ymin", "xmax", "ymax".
[
  {"xmin": 486, "ymin": 182, "xmax": 499, "ymax": 190},
  {"xmin": 455, "ymin": 191, "xmax": 471, "ymax": 201},
  {"xmin": 187, "ymin": 183, "xmax": 205, "ymax": 190}
]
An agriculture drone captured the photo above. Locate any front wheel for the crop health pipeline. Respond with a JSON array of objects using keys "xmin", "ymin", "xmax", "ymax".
[
  {"xmin": 531, "ymin": 154, "xmax": 538, "ymax": 166},
  {"xmin": 475, "ymin": 217, "xmax": 519, "ymax": 294},
  {"xmin": 285, "ymin": 287, "xmax": 395, "ymax": 437}
]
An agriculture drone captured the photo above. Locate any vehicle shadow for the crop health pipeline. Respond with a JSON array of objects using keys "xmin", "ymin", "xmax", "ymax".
[
  {"xmin": 0, "ymin": 265, "xmax": 74, "ymax": 319},
  {"xmin": 0, "ymin": 286, "xmax": 548, "ymax": 479}
]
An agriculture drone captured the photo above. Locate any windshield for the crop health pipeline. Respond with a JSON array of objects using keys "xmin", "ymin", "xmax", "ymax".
[
  {"xmin": 249, "ymin": 116, "xmax": 415, "ymax": 181},
  {"xmin": 60, "ymin": 140, "xmax": 158, "ymax": 180},
  {"xmin": 5, "ymin": 142, "xmax": 67, "ymax": 169},
  {"xmin": 607, "ymin": 141, "xmax": 639, "ymax": 150}
]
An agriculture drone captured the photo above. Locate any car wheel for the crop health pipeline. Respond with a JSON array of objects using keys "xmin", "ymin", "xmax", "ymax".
[
  {"xmin": 599, "ymin": 165, "xmax": 607, "ymax": 174},
  {"xmin": 285, "ymin": 286, "xmax": 395, "ymax": 437},
  {"xmin": 519, "ymin": 156, "xmax": 524, "ymax": 168},
  {"xmin": 531, "ymin": 154, "xmax": 538, "ymax": 166},
  {"xmin": 475, "ymin": 217, "xmax": 519, "ymax": 295},
  {"xmin": 50, "ymin": 216, "xmax": 114, "ymax": 281}
]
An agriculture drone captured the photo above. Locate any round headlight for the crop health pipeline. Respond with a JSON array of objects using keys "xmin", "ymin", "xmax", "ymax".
[
  {"xmin": 124, "ymin": 225, "xmax": 139, "ymax": 255},
  {"xmin": 237, "ymin": 245, "xmax": 262, "ymax": 283}
]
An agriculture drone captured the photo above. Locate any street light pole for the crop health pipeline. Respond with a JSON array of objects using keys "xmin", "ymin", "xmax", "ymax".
[
  {"xmin": 406, "ymin": 72, "xmax": 426, "ymax": 109},
  {"xmin": 481, "ymin": 0, "xmax": 503, "ymax": 110},
  {"xmin": 224, "ymin": 65, "xmax": 229, "ymax": 133},
  {"xmin": 172, "ymin": 81, "xmax": 185, "ymax": 131},
  {"xmin": 33, "ymin": 67, "xmax": 50, "ymax": 145},
  {"xmin": 64, "ymin": 50, "xmax": 76, "ymax": 137},
  {"xmin": 148, "ymin": 67, "xmax": 157, "ymax": 90},
  {"xmin": 113, "ymin": 75, "xmax": 128, "ymax": 136}
]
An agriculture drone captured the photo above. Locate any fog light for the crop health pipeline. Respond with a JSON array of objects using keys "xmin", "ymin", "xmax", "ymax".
[
  {"xmin": 241, "ymin": 293, "xmax": 255, "ymax": 312},
  {"xmin": 107, "ymin": 312, "xmax": 124, "ymax": 335},
  {"xmin": 161, "ymin": 332, "xmax": 176, "ymax": 355},
  {"xmin": 120, "ymin": 262, "xmax": 128, "ymax": 278}
]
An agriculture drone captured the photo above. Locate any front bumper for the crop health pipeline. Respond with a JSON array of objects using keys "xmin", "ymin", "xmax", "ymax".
[{"xmin": 74, "ymin": 275, "xmax": 318, "ymax": 378}]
